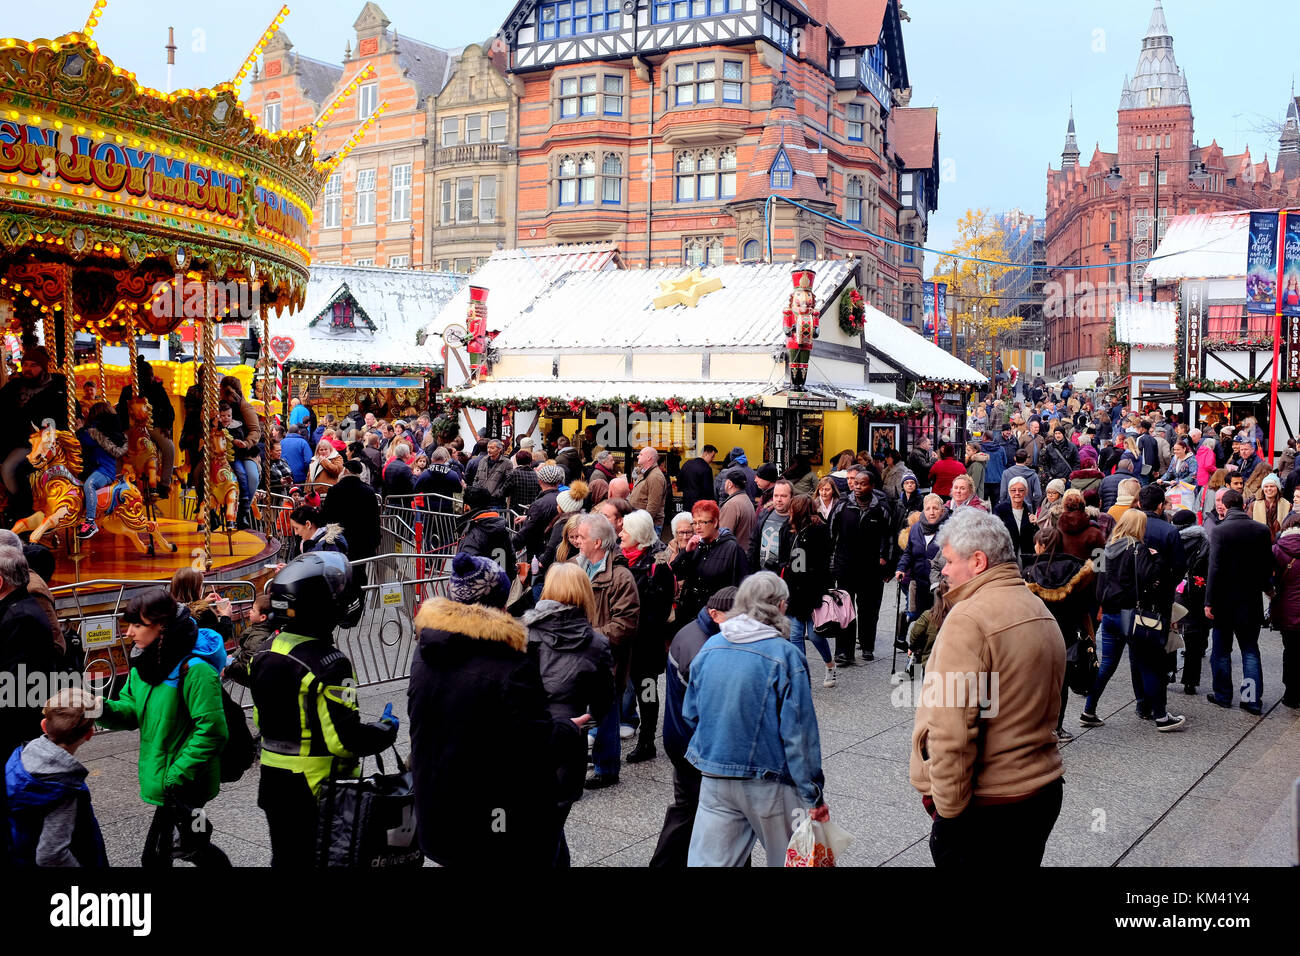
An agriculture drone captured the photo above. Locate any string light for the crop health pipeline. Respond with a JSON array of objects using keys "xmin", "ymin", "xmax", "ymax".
[
  {"xmin": 232, "ymin": 5, "xmax": 290, "ymax": 91},
  {"xmin": 82, "ymin": 0, "xmax": 107, "ymax": 40},
  {"xmin": 321, "ymin": 101, "xmax": 387, "ymax": 173},
  {"xmin": 313, "ymin": 64, "xmax": 376, "ymax": 130}
]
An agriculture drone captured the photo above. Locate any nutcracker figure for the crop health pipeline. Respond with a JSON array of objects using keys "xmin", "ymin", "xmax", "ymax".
[
  {"xmin": 467, "ymin": 285, "xmax": 489, "ymax": 378},
  {"xmin": 784, "ymin": 268, "xmax": 819, "ymax": 391}
]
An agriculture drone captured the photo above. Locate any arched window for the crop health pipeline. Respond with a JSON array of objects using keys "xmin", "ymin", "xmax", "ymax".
[
  {"xmin": 602, "ymin": 153, "xmax": 622, "ymax": 204},
  {"xmin": 741, "ymin": 238, "xmax": 760, "ymax": 261},
  {"xmin": 799, "ymin": 239, "xmax": 817, "ymax": 261},
  {"xmin": 683, "ymin": 235, "xmax": 725, "ymax": 267},
  {"xmin": 845, "ymin": 176, "xmax": 863, "ymax": 223}
]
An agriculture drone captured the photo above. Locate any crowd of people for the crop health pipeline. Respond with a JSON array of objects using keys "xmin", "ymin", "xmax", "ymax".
[{"xmin": 4, "ymin": 377, "xmax": 1298, "ymax": 869}]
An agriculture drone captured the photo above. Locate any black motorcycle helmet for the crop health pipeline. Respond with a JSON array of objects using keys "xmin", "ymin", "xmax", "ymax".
[{"xmin": 268, "ymin": 551, "xmax": 359, "ymax": 636}]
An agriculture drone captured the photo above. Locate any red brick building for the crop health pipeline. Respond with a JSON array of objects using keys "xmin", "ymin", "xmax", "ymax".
[
  {"xmin": 497, "ymin": 0, "xmax": 939, "ymax": 325},
  {"xmin": 1044, "ymin": 2, "xmax": 1300, "ymax": 378}
]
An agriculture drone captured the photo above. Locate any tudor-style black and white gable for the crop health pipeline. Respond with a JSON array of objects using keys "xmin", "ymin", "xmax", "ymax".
[
  {"xmin": 499, "ymin": 0, "xmax": 814, "ymax": 72},
  {"xmin": 829, "ymin": 0, "xmax": 908, "ymax": 109}
]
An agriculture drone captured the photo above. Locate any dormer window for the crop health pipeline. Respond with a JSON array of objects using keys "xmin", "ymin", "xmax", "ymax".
[
  {"xmin": 770, "ymin": 149, "xmax": 793, "ymax": 190},
  {"xmin": 331, "ymin": 300, "xmax": 356, "ymax": 330}
]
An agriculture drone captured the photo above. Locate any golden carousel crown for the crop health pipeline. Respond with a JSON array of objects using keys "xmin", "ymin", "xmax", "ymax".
[{"xmin": 0, "ymin": 3, "xmax": 384, "ymax": 339}]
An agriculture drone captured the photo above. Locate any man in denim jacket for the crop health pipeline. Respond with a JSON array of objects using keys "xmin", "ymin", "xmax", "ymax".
[{"xmin": 683, "ymin": 571, "xmax": 826, "ymax": 866}]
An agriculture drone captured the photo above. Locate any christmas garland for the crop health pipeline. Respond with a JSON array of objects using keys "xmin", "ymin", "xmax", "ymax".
[
  {"xmin": 1200, "ymin": 334, "xmax": 1274, "ymax": 352},
  {"xmin": 1179, "ymin": 376, "xmax": 1300, "ymax": 392},
  {"xmin": 289, "ymin": 361, "xmax": 436, "ymax": 376},
  {"xmin": 439, "ymin": 393, "xmax": 769, "ymax": 416},
  {"xmin": 915, "ymin": 380, "xmax": 981, "ymax": 392},
  {"xmin": 848, "ymin": 399, "xmax": 924, "ymax": 420},
  {"xmin": 838, "ymin": 289, "xmax": 866, "ymax": 335}
]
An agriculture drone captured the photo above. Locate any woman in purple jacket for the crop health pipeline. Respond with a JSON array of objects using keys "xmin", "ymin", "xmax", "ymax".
[{"xmin": 895, "ymin": 493, "xmax": 947, "ymax": 620}]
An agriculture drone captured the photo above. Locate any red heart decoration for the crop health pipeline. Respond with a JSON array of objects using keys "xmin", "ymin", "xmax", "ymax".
[{"xmin": 269, "ymin": 335, "xmax": 295, "ymax": 364}]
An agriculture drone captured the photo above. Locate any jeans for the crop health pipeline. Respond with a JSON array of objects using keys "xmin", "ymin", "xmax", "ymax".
[
  {"xmin": 232, "ymin": 458, "xmax": 261, "ymax": 506},
  {"xmin": 1210, "ymin": 614, "xmax": 1263, "ymax": 708},
  {"xmin": 619, "ymin": 681, "xmax": 639, "ymax": 729},
  {"xmin": 150, "ymin": 427, "xmax": 176, "ymax": 489},
  {"xmin": 592, "ymin": 700, "xmax": 622, "ymax": 777},
  {"xmin": 928, "ymin": 777, "xmax": 1063, "ymax": 868},
  {"xmin": 688, "ymin": 776, "xmax": 805, "ymax": 867},
  {"xmin": 1083, "ymin": 612, "xmax": 1147, "ymax": 716},
  {"xmin": 83, "ymin": 470, "xmax": 114, "ymax": 522},
  {"xmin": 788, "ymin": 616, "xmax": 833, "ymax": 666}
]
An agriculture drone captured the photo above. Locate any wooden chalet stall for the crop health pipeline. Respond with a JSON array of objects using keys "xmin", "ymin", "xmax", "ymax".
[
  {"xmin": 1145, "ymin": 211, "xmax": 1298, "ymax": 453},
  {"xmin": 862, "ymin": 305, "xmax": 989, "ymax": 448},
  {"xmin": 441, "ymin": 259, "xmax": 916, "ymax": 475},
  {"xmin": 276, "ymin": 264, "xmax": 462, "ymax": 422},
  {"xmin": 1113, "ymin": 300, "xmax": 1179, "ymax": 411}
]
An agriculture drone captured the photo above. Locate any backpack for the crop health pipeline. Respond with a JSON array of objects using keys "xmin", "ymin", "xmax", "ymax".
[{"xmin": 179, "ymin": 658, "xmax": 257, "ymax": 784}]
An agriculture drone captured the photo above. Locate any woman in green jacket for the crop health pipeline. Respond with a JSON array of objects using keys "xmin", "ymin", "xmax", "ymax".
[{"xmin": 97, "ymin": 589, "xmax": 231, "ymax": 867}]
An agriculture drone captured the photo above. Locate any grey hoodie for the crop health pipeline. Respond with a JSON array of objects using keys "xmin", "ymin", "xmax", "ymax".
[
  {"xmin": 719, "ymin": 613, "xmax": 785, "ymax": 644},
  {"xmin": 20, "ymin": 735, "xmax": 89, "ymax": 867}
]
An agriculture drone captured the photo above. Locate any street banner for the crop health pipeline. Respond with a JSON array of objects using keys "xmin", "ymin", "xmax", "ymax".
[
  {"xmin": 1246, "ymin": 211, "xmax": 1279, "ymax": 314},
  {"xmin": 1282, "ymin": 215, "xmax": 1300, "ymax": 317}
]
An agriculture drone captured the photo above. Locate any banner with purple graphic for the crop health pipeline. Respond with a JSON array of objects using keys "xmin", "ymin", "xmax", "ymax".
[
  {"xmin": 1282, "ymin": 215, "xmax": 1300, "ymax": 317},
  {"xmin": 1246, "ymin": 211, "xmax": 1279, "ymax": 314}
]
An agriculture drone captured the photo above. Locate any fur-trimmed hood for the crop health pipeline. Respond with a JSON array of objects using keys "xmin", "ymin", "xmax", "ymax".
[
  {"xmin": 415, "ymin": 596, "xmax": 527, "ymax": 652},
  {"xmin": 1025, "ymin": 557, "xmax": 1094, "ymax": 602}
]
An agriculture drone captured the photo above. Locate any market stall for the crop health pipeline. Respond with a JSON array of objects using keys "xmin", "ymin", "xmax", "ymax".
[{"xmin": 276, "ymin": 263, "xmax": 460, "ymax": 423}]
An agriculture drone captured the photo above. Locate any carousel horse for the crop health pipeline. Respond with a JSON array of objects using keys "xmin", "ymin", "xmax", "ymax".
[
  {"xmin": 201, "ymin": 426, "xmax": 257, "ymax": 532},
  {"xmin": 97, "ymin": 464, "xmax": 176, "ymax": 556},
  {"xmin": 124, "ymin": 396, "xmax": 161, "ymax": 495},
  {"xmin": 13, "ymin": 421, "xmax": 84, "ymax": 545}
]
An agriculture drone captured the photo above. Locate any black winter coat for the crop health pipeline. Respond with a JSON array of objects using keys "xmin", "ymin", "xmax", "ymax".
[
  {"xmin": 669, "ymin": 529, "xmax": 749, "ymax": 627},
  {"xmin": 625, "ymin": 543, "xmax": 675, "ymax": 678},
  {"xmin": 523, "ymin": 601, "xmax": 615, "ymax": 723},
  {"xmin": 383, "ymin": 459, "xmax": 415, "ymax": 499},
  {"xmin": 319, "ymin": 474, "xmax": 381, "ymax": 560},
  {"xmin": 677, "ymin": 456, "xmax": 716, "ymax": 512},
  {"xmin": 834, "ymin": 492, "xmax": 893, "ymax": 584},
  {"xmin": 515, "ymin": 489, "xmax": 560, "ymax": 561},
  {"xmin": 0, "ymin": 588, "xmax": 59, "ymax": 757},
  {"xmin": 1044, "ymin": 439, "xmax": 1078, "ymax": 480},
  {"xmin": 995, "ymin": 499, "xmax": 1037, "ymax": 562},
  {"xmin": 0, "ymin": 373, "xmax": 68, "ymax": 450},
  {"xmin": 778, "ymin": 522, "xmax": 832, "ymax": 620},
  {"xmin": 457, "ymin": 509, "xmax": 516, "ymax": 570},
  {"xmin": 1023, "ymin": 552, "xmax": 1095, "ymax": 645},
  {"xmin": 408, "ymin": 598, "xmax": 584, "ymax": 866},
  {"xmin": 1207, "ymin": 510, "xmax": 1273, "ymax": 623}
]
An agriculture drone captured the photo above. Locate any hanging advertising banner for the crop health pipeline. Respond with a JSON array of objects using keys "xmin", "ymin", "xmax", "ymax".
[
  {"xmin": 1282, "ymin": 215, "xmax": 1300, "ymax": 318},
  {"xmin": 1246, "ymin": 211, "xmax": 1279, "ymax": 314}
]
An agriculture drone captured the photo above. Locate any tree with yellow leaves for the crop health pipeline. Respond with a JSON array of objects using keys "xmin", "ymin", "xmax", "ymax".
[{"xmin": 931, "ymin": 209, "xmax": 1022, "ymax": 376}]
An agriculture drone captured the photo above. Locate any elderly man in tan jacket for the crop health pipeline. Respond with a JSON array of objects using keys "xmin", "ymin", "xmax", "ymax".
[
  {"xmin": 910, "ymin": 507, "xmax": 1065, "ymax": 867},
  {"xmin": 629, "ymin": 446, "xmax": 669, "ymax": 533}
]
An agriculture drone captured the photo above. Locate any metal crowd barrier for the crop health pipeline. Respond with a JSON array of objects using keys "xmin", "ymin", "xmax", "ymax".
[{"xmin": 51, "ymin": 578, "xmax": 258, "ymax": 694}]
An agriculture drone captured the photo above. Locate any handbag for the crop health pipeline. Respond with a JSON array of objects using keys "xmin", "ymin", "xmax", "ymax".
[
  {"xmin": 315, "ymin": 747, "xmax": 423, "ymax": 869},
  {"xmin": 812, "ymin": 588, "xmax": 857, "ymax": 634},
  {"xmin": 1118, "ymin": 540, "xmax": 1168, "ymax": 647}
]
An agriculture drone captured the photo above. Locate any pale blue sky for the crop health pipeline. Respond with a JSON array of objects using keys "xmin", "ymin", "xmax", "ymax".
[{"xmin": 8, "ymin": 1, "xmax": 1296, "ymax": 261}]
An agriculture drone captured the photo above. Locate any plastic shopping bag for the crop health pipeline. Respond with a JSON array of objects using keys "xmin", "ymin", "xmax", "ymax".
[{"xmin": 784, "ymin": 805, "xmax": 855, "ymax": 867}]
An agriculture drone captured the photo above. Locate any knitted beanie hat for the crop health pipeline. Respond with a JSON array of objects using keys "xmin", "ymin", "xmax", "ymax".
[
  {"xmin": 555, "ymin": 479, "xmax": 589, "ymax": 514},
  {"xmin": 449, "ymin": 551, "xmax": 509, "ymax": 607}
]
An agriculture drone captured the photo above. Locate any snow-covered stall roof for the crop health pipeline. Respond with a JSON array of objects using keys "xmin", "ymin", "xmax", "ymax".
[
  {"xmin": 1142, "ymin": 211, "xmax": 1249, "ymax": 282},
  {"xmin": 861, "ymin": 305, "xmax": 988, "ymax": 386},
  {"xmin": 1113, "ymin": 300, "xmax": 1178, "ymax": 346},
  {"xmin": 492, "ymin": 260, "xmax": 854, "ymax": 350},
  {"xmin": 425, "ymin": 243, "xmax": 623, "ymax": 342},
  {"xmin": 284, "ymin": 265, "xmax": 465, "ymax": 368}
]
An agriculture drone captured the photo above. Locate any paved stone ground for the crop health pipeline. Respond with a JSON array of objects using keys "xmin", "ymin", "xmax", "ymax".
[{"xmin": 80, "ymin": 581, "xmax": 1300, "ymax": 866}]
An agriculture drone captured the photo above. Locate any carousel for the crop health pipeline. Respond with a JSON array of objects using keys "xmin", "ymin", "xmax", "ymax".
[{"xmin": 0, "ymin": 4, "xmax": 355, "ymax": 590}]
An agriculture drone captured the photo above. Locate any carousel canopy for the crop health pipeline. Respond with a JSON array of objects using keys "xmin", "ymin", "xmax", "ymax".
[
  {"xmin": 0, "ymin": 5, "xmax": 357, "ymax": 342},
  {"xmin": 283, "ymin": 264, "xmax": 463, "ymax": 370}
]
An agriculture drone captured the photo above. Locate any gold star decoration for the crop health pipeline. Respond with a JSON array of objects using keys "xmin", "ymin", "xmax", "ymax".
[{"xmin": 653, "ymin": 267, "xmax": 724, "ymax": 309}]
